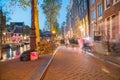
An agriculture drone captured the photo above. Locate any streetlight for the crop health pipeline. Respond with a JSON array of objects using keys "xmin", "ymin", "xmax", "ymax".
[
  {"xmin": 52, "ymin": 30, "xmax": 56, "ymax": 40},
  {"xmin": 0, "ymin": 9, "xmax": 3, "ymax": 60},
  {"xmin": 52, "ymin": 30, "xmax": 56, "ymax": 34}
]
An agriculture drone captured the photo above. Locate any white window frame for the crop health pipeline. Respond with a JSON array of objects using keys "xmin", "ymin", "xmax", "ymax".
[
  {"xmin": 113, "ymin": 0, "xmax": 120, "ymax": 5},
  {"xmin": 104, "ymin": 0, "xmax": 110, "ymax": 10}
]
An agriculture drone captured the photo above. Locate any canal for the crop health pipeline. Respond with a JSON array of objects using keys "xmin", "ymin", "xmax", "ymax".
[{"xmin": 0, "ymin": 44, "xmax": 30, "ymax": 62}]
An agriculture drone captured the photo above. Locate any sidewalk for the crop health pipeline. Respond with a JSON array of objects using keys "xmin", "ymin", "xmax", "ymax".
[
  {"xmin": 43, "ymin": 46, "xmax": 120, "ymax": 80},
  {"xmin": 88, "ymin": 51, "xmax": 120, "ymax": 67},
  {"xmin": 91, "ymin": 41, "xmax": 120, "ymax": 67},
  {"xmin": 68, "ymin": 43, "xmax": 120, "ymax": 67},
  {"xmin": 69, "ymin": 43, "xmax": 120, "ymax": 67}
]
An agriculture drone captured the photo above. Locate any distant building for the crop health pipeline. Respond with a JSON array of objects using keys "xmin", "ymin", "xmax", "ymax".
[
  {"xmin": 66, "ymin": 1, "xmax": 73, "ymax": 38},
  {"xmin": 66, "ymin": 0, "xmax": 120, "ymax": 43},
  {"xmin": 10, "ymin": 22, "xmax": 25, "ymax": 42},
  {"xmin": 61, "ymin": 22, "xmax": 66, "ymax": 39},
  {"xmin": 66, "ymin": 0, "xmax": 90, "ymax": 38},
  {"xmin": 77, "ymin": 0, "xmax": 90, "ymax": 38}
]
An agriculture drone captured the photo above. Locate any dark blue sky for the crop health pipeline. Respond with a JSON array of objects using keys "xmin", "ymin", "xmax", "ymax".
[{"xmin": 7, "ymin": 0, "xmax": 70, "ymax": 30}]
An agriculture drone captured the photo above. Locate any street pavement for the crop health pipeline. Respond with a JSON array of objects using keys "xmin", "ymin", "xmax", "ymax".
[
  {"xmin": 43, "ymin": 46, "xmax": 120, "ymax": 80},
  {"xmin": 0, "ymin": 54, "xmax": 52, "ymax": 80}
]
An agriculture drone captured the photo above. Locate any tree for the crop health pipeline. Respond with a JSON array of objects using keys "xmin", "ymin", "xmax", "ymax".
[
  {"xmin": 41, "ymin": 0, "xmax": 62, "ymax": 31},
  {"xmin": 0, "ymin": 0, "xmax": 40, "ymax": 50}
]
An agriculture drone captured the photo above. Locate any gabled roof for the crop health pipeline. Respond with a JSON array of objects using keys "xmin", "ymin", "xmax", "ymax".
[
  {"xmin": 13, "ymin": 27, "xmax": 23, "ymax": 33},
  {"xmin": 10, "ymin": 22, "xmax": 25, "ymax": 33}
]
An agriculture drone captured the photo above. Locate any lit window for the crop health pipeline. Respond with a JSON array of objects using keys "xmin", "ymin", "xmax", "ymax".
[
  {"xmin": 92, "ymin": 9, "xmax": 96, "ymax": 20},
  {"xmin": 98, "ymin": 4, "xmax": 102, "ymax": 17}
]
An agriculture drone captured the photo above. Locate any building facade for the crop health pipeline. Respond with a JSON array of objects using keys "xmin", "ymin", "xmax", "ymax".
[
  {"xmin": 89, "ymin": 0, "xmax": 120, "ymax": 42},
  {"xmin": 66, "ymin": 0, "xmax": 90, "ymax": 39},
  {"xmin": 10, "ymin": 22, "xmax": 25, "ymax": 43},
  {"xmin": 89, "ymin": 0, "xmax": 103, "ymax": 41},
  {"xmin": 78, "ymin": 0, "xmax": 90, "ymax": 38},
  {"xmin": 61, "ymin": 22, "xmax": 66, "ymax": 39},
  {"xmin": 66, "ymin": 2, "xmax": 73, "ymax": 39},
  {"xmin": 103, "ymin": 0, "xmax": 120, "ymax": 43}
]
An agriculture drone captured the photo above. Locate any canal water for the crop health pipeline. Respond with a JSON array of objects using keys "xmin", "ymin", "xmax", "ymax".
[{"xmin": 0, "ymin": 44, "xmax": 30, "ymax": 62}]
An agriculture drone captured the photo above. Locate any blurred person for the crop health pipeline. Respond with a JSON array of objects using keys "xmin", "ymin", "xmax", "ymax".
[
  {"xmin": 65, "ymin": 39, "xmax": 70, "ymax": 47},
  {"xmin": 78, "ymin": 38, "xmax": 85, "ymax": 53}
]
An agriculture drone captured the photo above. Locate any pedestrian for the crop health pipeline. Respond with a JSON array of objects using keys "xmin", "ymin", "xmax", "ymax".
[
  {"xmin": 65, "ymin": 39, "xmax": 70, "ymax": 47},
  {"xmin": 78, "ymin": 38, "xmax": 85, "ymax": 53}
]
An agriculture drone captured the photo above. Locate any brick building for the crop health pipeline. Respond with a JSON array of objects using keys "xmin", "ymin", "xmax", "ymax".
[
  {"xmin": 103, "ymin": 0, "xmax": 120, "ymax": 42},
  {"xmin": 89, "ymin": 0, "xmax": 103, "ymax": 41},
  {"xmin": 67, "ymin": 0, "xmax": 90, "ymax": 38},
  {"xmin": 89, "ymin": 0, "xmax": 120, "ymax": 42}
]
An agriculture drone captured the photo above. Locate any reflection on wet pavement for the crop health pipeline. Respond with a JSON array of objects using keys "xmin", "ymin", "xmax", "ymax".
[{"xmin": 1, "ymin": 45, "xmax": 30, "ymax": 61}]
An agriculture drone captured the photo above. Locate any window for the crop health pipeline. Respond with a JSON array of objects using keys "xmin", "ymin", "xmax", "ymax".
[
  {"xmin": 84, "ymin": 0, "xmax": 87, "ymax": 10},
  {"xmin": 98, "ymin": 4, "xmax": 102, "ymax": 17},
  {"xmin": 91, "ymin": 0, "xmax": 95, "ymax": 5},
  {"xmin": 81, "ymin": 1, "xmax": 84, "ymax": 14},
  {"xmin": 92, "ymin": 9, "xmax": 96, "ymax": 20},
  {"xmin": 113, "ymin": 0, "xmax": 120, "ymax": 4},
  {"xmin": 106, "ymin": 0, "xmax": 110, "ymax": 8}
]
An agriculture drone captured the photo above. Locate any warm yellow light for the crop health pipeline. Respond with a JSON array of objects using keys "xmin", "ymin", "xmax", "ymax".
[
  {"xmin": 52, "ymin": 30, "xmax": 56, "ymax": 34},
  {"xmin": 3, "ymin": 32, "xmax": 6, "ymax": 35},
  {"xmin": 81, "ymin": 28, "xmax": 84, "ymax": 32}
]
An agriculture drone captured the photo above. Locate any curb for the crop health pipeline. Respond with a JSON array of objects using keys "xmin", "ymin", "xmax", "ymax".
[
  {"xmin": 29, "ymin": 47, "xmax": 59, "ymax": 80},
  {"xmin": 86, "ymin": 51, "xmax": 120, "ymax": 68},
  {"xmin": 39, "ymin": 47, "xmax": 59, "ymax": 80}
]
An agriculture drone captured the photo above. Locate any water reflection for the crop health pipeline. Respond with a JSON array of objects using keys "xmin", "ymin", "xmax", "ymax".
[{"xmin": 1, "ymin": 44, "xmax": 30, "ymax": 62}]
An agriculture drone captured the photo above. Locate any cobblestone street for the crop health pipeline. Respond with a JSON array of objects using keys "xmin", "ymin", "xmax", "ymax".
[{"xmin": 43, "ymin": 47, "xmax": 120, "ymax": 80}]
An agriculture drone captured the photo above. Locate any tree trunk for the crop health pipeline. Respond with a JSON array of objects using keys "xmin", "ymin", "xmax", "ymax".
[{"xmin": 30, "ymin": 0, "xmax": 36, "ymax": 50}]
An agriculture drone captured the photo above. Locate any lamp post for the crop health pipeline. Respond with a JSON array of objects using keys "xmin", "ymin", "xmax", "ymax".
[
  {"xmin": 0, "ymin": 28, "xmax": 2, "ymax": 60},
  {"xmin": 0, "ymin": 9, "xmax": 3, "ymax": 60}
]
